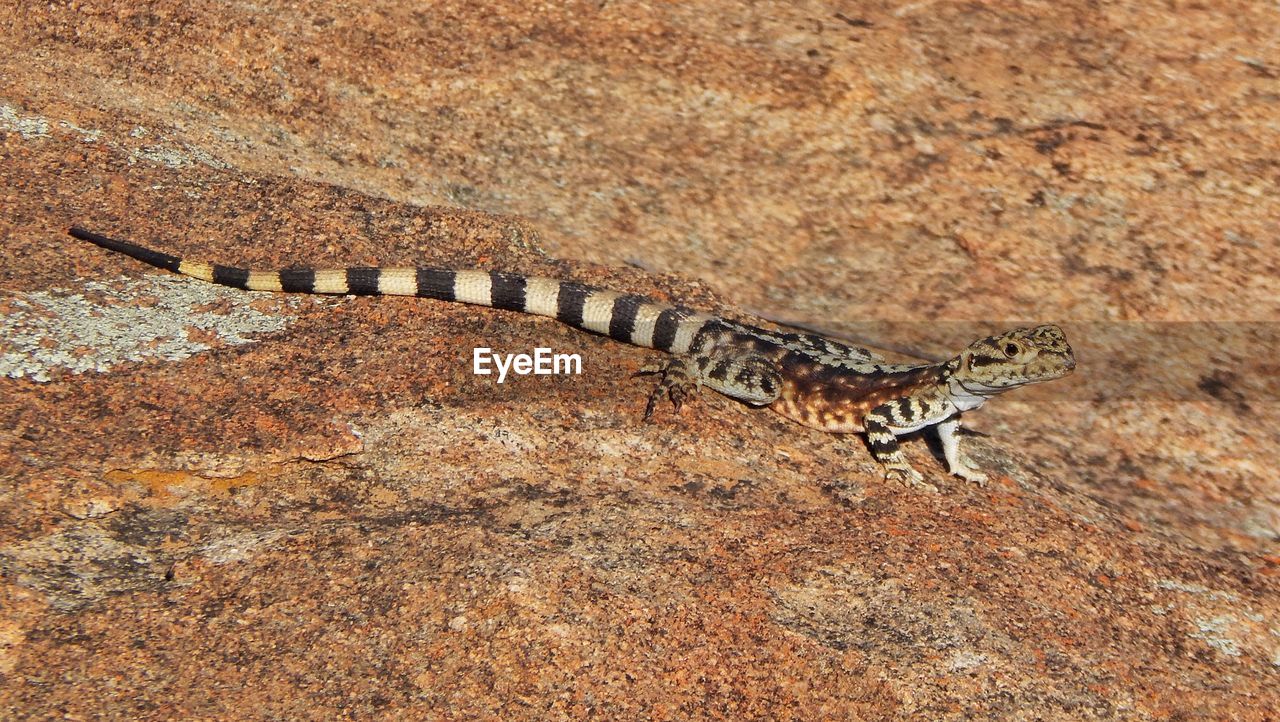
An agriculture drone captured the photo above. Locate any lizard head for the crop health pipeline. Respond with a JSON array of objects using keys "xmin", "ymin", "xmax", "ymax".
[{"xmin": 950, "ymin": 324, "xmax": 1076, "ymax": 395}]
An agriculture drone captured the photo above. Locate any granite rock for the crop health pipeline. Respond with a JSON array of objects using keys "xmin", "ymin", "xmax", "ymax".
[{"xmin": 1, "ymin": 1, "xmax": 1277, "ymax": 719}]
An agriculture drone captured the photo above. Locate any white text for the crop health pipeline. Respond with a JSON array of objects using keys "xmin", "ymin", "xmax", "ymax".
[{"xmin": 473, "ymin": 347, "xmax": 582, "ymax": 383}]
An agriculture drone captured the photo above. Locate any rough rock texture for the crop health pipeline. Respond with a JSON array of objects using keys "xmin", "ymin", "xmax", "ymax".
[{"xmin": 1, "ymin": 1, "xmax": 1277, "ymax": 719}]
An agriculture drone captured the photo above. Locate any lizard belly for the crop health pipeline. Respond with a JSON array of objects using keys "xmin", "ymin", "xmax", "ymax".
[{"xmin": 769, "ymin": 379, "xmax": 870, "ymax": 433}]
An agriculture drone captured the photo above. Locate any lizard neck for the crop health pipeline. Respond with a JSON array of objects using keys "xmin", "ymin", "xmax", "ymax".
[{"xmin": 941, "ymin": 354, "xmax": 997, "ymax": 412}]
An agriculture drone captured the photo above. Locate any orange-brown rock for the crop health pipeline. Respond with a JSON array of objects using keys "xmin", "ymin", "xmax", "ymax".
[{"xmin": 1, "ymin": 1, "xmax": 1276, "ymax": 719}]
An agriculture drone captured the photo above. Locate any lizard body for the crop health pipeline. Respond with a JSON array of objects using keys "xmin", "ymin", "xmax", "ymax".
[{"xmin": 68, "ymin": 226, "xmax": 1075, "ymax": 490}]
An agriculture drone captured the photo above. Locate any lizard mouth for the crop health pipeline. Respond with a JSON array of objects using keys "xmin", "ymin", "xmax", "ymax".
[
  {"xmin": 958, "ymin": 355, "xmax": 1075, "ymax": 395},
  {"xmin": 1051, "ymin": 352, "xmax": 1077, "ymax": 375},
  {"xmin": 1032, "ymin": 358, "xmax": 1075, "ymax": 381}
]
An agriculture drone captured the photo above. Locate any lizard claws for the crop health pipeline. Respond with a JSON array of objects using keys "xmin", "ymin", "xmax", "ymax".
[
  {"xmin": 643, "ymin": 376, "xmax": 690, "ymax": 419},
  {"xmin": 643, "ymin": 387, "xmax": 663, "ymax": 420},
  {"xmin": 953, "ymin": 466, "xmax": 989, "ymax": 487},
  {"xmin": 641, "ymin": 359, "xmax": 696, "ymax": 420}
]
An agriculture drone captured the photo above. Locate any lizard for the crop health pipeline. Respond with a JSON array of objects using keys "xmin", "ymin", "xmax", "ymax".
[{"xmin": 67, "ymin": 226, "xmax": 1076, "ymax": 491}]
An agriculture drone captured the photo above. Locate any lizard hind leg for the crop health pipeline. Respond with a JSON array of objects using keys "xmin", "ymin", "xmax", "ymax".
[
  {"xmin": 636, "ymin": 350, "xmax": 782, "ymax": 419},
  {"xmin": 697, "ymin": 352, "xmax": 783, "ymax": 406},
  {"xmin": 637, "ymin": 356, "xmax": 699, "ymax": 419}
]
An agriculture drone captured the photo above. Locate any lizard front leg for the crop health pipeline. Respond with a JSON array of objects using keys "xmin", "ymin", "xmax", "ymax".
[
  {"xmin": 864, "ymin": 390, "xmax": 958, "ymax": 492},
  {"xmin": 862, "ymin": 412, "xmax": 933, "ymax": 491},
  {"xmin": 936, "ymin": 415, "xmax": 988, "ymax": 486}
]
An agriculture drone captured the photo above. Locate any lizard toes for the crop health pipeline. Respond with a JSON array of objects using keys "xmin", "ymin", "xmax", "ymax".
[
  {"xmin": 643, "ymin": 388, "xmax": 662, "ymax": 420},
  {"xmin": 669, "ymin": 386, "xmax": 686, "ymax": 414}
]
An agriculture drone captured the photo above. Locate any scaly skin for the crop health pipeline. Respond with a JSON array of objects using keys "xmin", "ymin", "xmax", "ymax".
[{"xmin": 69, "ymin": 226, "xmax": 1076, "ymax": 490}]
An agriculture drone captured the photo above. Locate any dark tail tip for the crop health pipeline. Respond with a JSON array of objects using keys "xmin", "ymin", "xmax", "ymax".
[{"xmin": 69, "ymin": 226, "xmax": 182, "ymax": 272}]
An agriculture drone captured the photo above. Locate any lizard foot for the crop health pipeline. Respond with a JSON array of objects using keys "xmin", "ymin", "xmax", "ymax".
[
  {"xmin": 641, "ymin": 360, "xmax": 698, "ymax": 419},
  {"xmin": 952, "ymin": 464, "xmax": 989, "ymax": 487}
]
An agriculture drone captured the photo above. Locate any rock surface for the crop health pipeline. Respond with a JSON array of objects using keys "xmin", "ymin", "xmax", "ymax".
[{"xmin": 1, "ymin": 1, "xmax": 1277, "ymax": 719}]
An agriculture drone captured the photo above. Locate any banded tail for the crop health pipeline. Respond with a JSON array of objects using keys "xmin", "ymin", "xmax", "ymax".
[{"xmin": 68, "ymin": 227, "xmax": 716, "ymax": 354}]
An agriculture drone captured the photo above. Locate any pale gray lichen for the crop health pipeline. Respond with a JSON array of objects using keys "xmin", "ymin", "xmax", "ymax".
[
  {"xmin": 0, "ymin": 275, "xmax": 301, "ymax": 382},
  {"xmin": 0, "ymin": 524, "xmax": 159, "ymax": 611},
  {"xmin": 200, "ymin": 529, "xmax": 288, "ymax": 564},
  {"xmin": 1188, "ymin": 615, "xmax": 1243, "ymax": 657},
  {"xmin": 129, "ymin": 142, "xmax": 230, "ymax": 170},
  {"xmin": 0, "ymin": 103, "xmax": 50, "ymax": 139},
  {"xmin": 1, "ymin": 99, "xmax": 228, "ymax": 168},
  {"xmin": 57, "ymin": 119, "xmax": 102, "ymax": 143}
]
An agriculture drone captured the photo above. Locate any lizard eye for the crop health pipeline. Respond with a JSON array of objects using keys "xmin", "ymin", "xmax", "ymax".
[{"xmin": 1003, "ymin": 342, "xmax": 1020, "ymax": 358}]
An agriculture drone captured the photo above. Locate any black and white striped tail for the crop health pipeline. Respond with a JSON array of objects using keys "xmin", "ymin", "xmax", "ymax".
[{"xmin": 69, "ymin": 227, "xmax": 716, "ymax": 354}]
